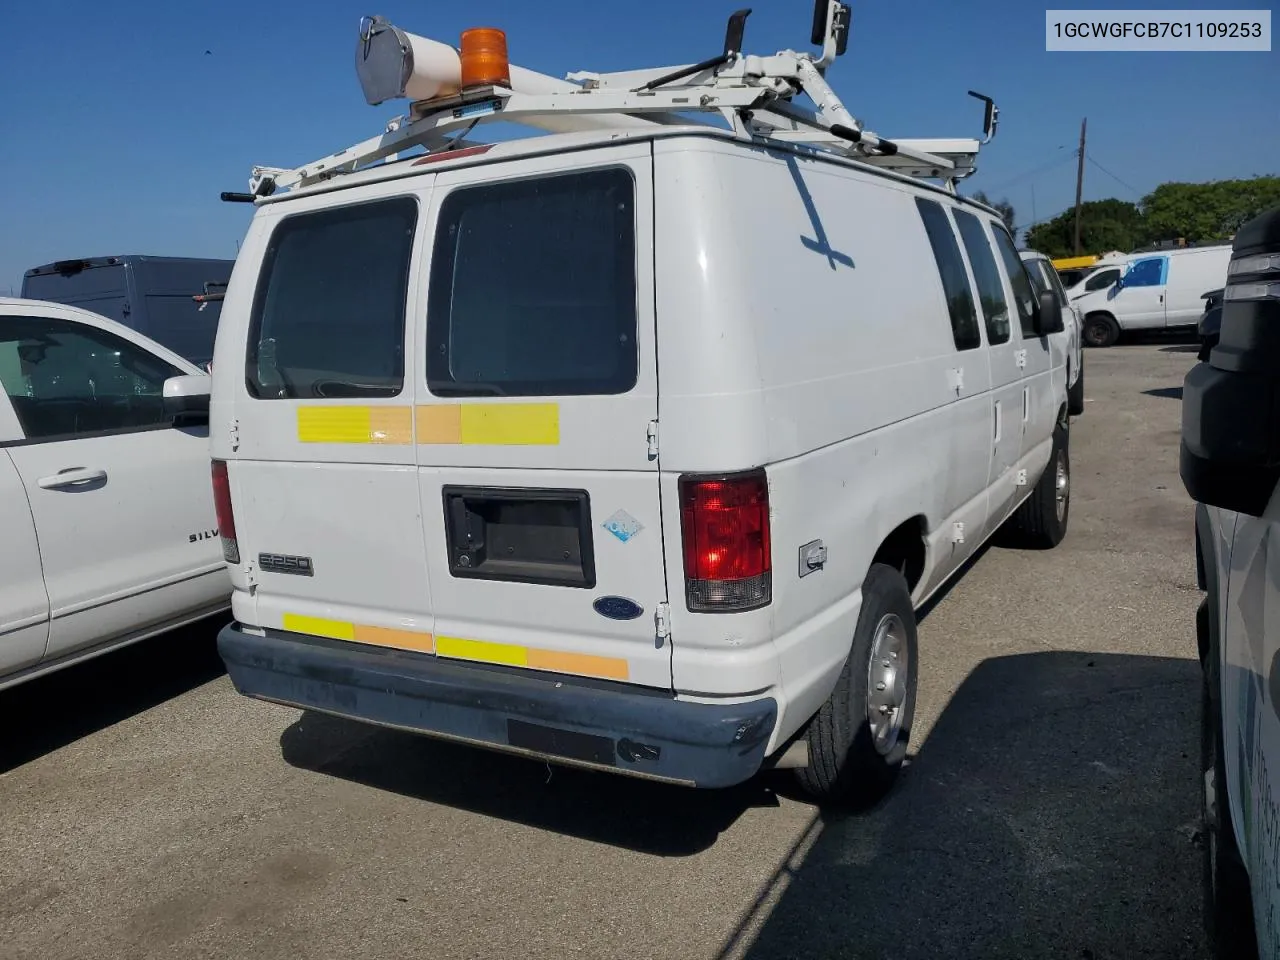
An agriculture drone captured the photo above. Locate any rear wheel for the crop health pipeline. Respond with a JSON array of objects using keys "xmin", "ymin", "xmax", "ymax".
[
  {"xmin": 1201, "ymin": 642, "xmax": 1258, "ymax": 958},
  {"xmin": 1005, "ymin": 419, "xmax": 1070, "ymax": 548},
  {"xmin": 1083, "ymin": 313, "xmax": 1120, "ymax": 348},
  {"xmin": 1068, "ymin": 359, "xmax": 1085, "ymax": 416},
  {"xmin": 795, "ymin": 563, "xmax": 918, "ymax": 808}
]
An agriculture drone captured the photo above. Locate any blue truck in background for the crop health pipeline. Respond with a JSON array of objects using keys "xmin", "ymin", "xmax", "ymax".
[{"xmin": 20, "ymin": 255, "xmax": 234, "ymax": 368}]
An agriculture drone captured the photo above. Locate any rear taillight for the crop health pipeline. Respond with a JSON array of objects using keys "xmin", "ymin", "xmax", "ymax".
[
  {"xmin": 211, "ymin": 459, "xmax": 240, "ymax": 564},
  {"xmin": 679, "ymin": 470, "xmax": 771, "ymax": 612}
]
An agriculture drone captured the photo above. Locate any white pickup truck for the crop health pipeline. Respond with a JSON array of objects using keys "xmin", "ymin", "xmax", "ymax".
[{"xmin": 0, "ymin": 297, "xmax": 230, "ymax": 690}]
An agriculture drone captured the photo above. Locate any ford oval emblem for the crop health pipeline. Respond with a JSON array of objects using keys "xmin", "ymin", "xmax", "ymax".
[{"xmin": 593, "ymin": 596, "xmax": 644, "ymax": 621}]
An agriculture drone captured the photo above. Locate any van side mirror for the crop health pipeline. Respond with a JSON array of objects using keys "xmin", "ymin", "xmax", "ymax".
[
  {"xmin": 1034, "ymin": 289, "xmax": 1065, "ymax": 336},
  {"xmin": 1180, "ymin": 204, "xmax": 1280, "ymax": 517},
  {"xmin": 163, "ymin": 374, "xmax": 211, "ymax": 426}
]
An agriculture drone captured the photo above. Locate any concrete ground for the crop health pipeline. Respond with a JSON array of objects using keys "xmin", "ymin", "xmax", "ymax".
[{"xmin": 0, "ymin": 342, "xmax": 1208, "ymax": 960}]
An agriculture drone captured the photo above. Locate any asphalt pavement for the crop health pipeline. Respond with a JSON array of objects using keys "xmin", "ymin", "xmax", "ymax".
[{"xmin": 0, "ymin": 341, "xmax": 1209, "ymax": 960}]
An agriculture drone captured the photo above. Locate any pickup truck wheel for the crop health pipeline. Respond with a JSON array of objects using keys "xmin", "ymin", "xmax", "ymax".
[
  {"xmin": 795, "ymin": 563, "xmax": 918, "ymax": 808},
  {"xmin": 1068, "ymin": 360, "xmax": 1085, "ymax": 416},
  {"xmin": 1201, "ymin": 669, "xmax": 1258, "ymax": 957},
  {"xmin": 1005, "ymin": 421, "xmax": 1070, "ymax": 549},
  {"xmin": 1083, "ymin": 313, "xmax": 1120, "ymax": 348}
]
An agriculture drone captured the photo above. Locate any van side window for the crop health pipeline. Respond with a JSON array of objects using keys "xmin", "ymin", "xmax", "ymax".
[
  {"xmin": 426, "ymin": 167, "xmax": 638, "ymax": 397},
  {"xmin": 1124, "ymin": 257, "xmax": 1167, "ymax": 287},
  {"xmin": 952, "ymin": 210, "xmax": 1011, "ymax": 345},
  {"xmin": 0, "ymin": 316, "xmax": 180, "ymax": 441},
  {"xmin": 246, "ymin": 197, "xmax": 418, "ymax": 400},
  {"xmin": 914, "ymin": 198, "xmax": 980, "ymax": 351},
  {"xmin": 1085, "ymin": 267, "xmax": 1120, "ymax": 291},
  {"xmin": 990, "ymin": 227, "xmax": 1038, "ymax": 337}
]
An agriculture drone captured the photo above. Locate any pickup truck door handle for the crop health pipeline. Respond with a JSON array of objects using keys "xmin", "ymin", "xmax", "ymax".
[{"xmin": 36, "ymin": 467, "xmax": 108, "ymax": 490}]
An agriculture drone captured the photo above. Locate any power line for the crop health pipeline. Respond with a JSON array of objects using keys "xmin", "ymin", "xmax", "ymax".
[
  {"xmin": 1086, "ymin": 154, "xmax": 1143, "ymax": 198},
  {"xmin": 980, "ymin": 149, "xmax": 1075, "ymax": 195}
]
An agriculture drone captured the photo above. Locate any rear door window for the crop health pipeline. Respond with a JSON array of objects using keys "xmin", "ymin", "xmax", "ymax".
[
  {"xmin": 426, "ymin": 167, "xmax": 638, "ymax": 397},
  {"xmin": 246, "ymin": 197, "xmax": 418, "ymax": 399},
  {"xmin": 915, "ymin": 198, "xmax": 981, "ymax": 351},
  {"xmin": 953, "ymin": 209, "xmax": 1011, "ymax": 345}
]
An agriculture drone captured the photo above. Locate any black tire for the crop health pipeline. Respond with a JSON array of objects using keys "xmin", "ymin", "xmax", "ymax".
[
  {"xmin": 1083, "ymin": 312, "xmax": 1120, "ymax": 348},
  {"xmin": 1005, "ymin": 419, "xmax": 1070, "ymax": 548},
  {"xmin": 795, "ymin": 563, "xmax": 918, "ymax": 808},
  {"xmin": 1200, "ymin": 635, "xmax": 1258, "ymax": 959},
  {"xmin": 1068, "ymin": 358, "xmax": 1085, "ymax": 416}
]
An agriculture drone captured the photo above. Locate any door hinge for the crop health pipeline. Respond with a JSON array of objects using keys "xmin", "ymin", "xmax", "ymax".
[
  {"xmin": 1016, "ymin": 469, "xmax": 1028, "ymax": 486},
  {"xmin": 646, "ymin": 419, "xmax": 659, "ymax": 460},
  {"xmin": 947, "ymin": 367, "xmax": 964, "ymax": 393},
  {"xmin": 228, "ymin": 418, "xmax": 240, "ymax": 452},
  {"xmin": 1015, "ymin": 349, "xmax": 1028, "ymax": 369},
  {"xmin": 655, "ymin": 601, "xmax": 671, "ymax": 645},
  {"xmin": 951, "ymin": 522, "xmax": 965, "ymax": 544}
]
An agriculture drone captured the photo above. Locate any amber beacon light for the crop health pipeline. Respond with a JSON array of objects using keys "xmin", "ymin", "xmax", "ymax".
[{"xmin": 459, "ymin": 27, "xmax": 511, "ymax": 89}]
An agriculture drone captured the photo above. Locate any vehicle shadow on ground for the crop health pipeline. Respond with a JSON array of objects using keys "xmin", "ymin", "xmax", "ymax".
[
  {"xmin": 1143, "ymin": 386, "xmax": 1184, "ymax": 400},
  {"xmin": 275, "ymin": 557, "xmax": 992, "ymax": 858},
  {"xmin": 279, "ymin": 708, "xmax": 780, "ymax": 856},
  {"xmin": 1114, "ymin": 331, "xmax": 1199, "ymax": 349},
  {"xmin": 716, "ymin": 650, "xmax": 1205, "ymax": 960},
  {"xmin": 0, "ymin": 615, "xmax": 227, "ymax": 773}
]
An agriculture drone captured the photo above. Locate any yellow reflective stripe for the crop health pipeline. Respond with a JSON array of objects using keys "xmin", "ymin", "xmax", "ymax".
[
  {"xmin": 417, "ymin": 403, "xmax": 559, "ymax": 445},
  {"xmin": 282, "ymin": 614, "xmax": 355, "ymax": 641},
  {"xmin": 295, "ymin": 403, "xmax": 558, "ymax": 445},
  {"xmin": 437, "ymin": 635, "xmax": 629, "ymax": 681},
  {"xmin": 297, "ymin": 406, "xmax": 412, "ymax": 444},
  {"xmin": 354, "ymin": 624, "xmax": 435, "ymax": 653},
  {"xmin": 281, "ymin": 617, "xmax": 628, "ymax": 681},
  {"xmin": 459, "ymin": 403, "xmax": 559, "ymax": 445},
  {"xmin": 436, "ymin": 635, "xmax": 527, "ymax": 667},
  {"xmin": 526, "ymin": 648, "xmax": 630, "ymax": 681},
  {"xmin": 416, "ymin": 404, "xmax": 462, "ymax": 444}
]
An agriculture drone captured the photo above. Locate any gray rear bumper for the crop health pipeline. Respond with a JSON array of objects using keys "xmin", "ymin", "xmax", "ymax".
[{"xmin": 218, "ymin": 622, "xmax": 777, "ymax": 789}]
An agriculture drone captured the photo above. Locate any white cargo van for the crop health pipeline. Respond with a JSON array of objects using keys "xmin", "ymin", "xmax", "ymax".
[
  {"xmin": 212, "ymin": 5, "xmax": 1070, "ymax": 805},
  {"xmin": 1075, "ymin": 244, "xmax": 1233, "ymax": 347}
]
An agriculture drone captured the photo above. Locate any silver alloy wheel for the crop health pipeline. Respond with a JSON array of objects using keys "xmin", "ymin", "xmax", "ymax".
[
  {"xmin": 866, "ymin": 613, "xmax": 909, "ymax": 756},
  {"xmin": 1055, "ymin": 449, "xmax": 1070, "ymax": 523}
]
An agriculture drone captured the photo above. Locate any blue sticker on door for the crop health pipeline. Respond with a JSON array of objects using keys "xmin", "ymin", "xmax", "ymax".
[{"xmin": 602, "ymin": 509, "xmax": 644, "ymax": 543}]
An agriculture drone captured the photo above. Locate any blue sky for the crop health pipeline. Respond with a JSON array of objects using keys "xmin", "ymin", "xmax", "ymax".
[{"xmin": 1, "ymin": 1, "xmax": 1275, "ymax": 291}]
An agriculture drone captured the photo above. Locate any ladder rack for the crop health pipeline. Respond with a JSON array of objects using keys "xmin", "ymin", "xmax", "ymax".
[{"xmin": 241, "ymin": 3, "xmax": 999, "ymax": 200}]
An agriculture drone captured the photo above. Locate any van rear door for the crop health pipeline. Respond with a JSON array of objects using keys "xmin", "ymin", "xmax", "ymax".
[
  {"xmin": 415, "ymin": 147, "xmax": 671, "ymax": 691},
  {"xmin": 225, "ymin": 185, "xmax": 437, "ymax": 655}
]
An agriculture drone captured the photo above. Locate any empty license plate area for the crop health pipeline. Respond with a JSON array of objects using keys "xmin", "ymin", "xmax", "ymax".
[{"xmin": 442, "ymin": 486, "xmax": 596, "ymax": 588}]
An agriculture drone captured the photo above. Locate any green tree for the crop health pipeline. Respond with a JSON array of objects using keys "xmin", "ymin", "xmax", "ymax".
[
  {"xmin": 1140, "ymin": 176, "xmax": 1280, "ymax": 245},
  {"xmin": 971, "ymin": 190, "xmax": 1016, "ymax": 232},
  {"xmin": 1024, "ymin": 199, "xmax": 1143, "ymax": 258}
]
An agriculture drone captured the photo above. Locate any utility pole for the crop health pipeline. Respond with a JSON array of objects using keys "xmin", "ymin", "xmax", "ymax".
[{"xmin": 1073, "ymin": 117, "xmax": 1087, "ymax": 255}]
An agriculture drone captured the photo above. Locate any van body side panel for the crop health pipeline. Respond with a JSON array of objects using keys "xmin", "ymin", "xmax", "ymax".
[
  {"xmin": 1165, "ymin": 247, "xmax": 1233, "ymax": 327},
  {"xmin": 414, "ymin": 145, "xmax": 672, "ymax": 691},
  {"xmin": 653, "ymin": 142, "xmax": 992, "ymax": 742},
  {"xmin": 212, "ymin": 181, "xmax": 438, "ymax": 648}
]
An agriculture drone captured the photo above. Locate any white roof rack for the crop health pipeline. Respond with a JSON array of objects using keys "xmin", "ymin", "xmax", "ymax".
[{"xmin": 233, "ymin": 3, "xmax": 1000, "ymax": 202}]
